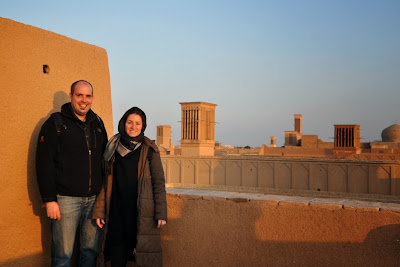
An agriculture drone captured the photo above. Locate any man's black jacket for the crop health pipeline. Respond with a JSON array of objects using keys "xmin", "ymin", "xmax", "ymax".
[{"xmin": 36, "ymin": 103, "xmax": 108, "ymax": 202}]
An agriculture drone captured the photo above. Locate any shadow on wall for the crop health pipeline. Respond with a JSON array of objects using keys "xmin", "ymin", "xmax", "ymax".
[
  {"xmin": 161, "ymin": 196, "xmax": 265, "ymax": 266},
  {"xmin": 161, "ymin": 195, "xmax": 400, "ymax": 266},
  {"xmin": 26, "ymin": 91, "xmax": 70, "ymax": 263}
]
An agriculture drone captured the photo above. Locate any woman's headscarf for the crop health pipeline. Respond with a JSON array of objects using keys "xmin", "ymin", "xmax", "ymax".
[{"xmin": 118, "ymin": 107, "xmax": 147, "ymax": 149}]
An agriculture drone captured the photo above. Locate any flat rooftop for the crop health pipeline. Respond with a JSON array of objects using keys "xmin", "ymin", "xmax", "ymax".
[{"xmin": 166, "ymin": 188, "xmax": 400, "ymax": 212}]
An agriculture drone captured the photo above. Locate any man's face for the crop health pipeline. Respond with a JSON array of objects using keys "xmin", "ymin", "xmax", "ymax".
[{"xmin": 69, "ymin": 82, "xmax": 93, "ymax": 121}]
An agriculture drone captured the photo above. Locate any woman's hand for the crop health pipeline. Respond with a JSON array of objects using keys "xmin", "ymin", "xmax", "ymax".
[
  {"xmin": 157, "ymin": 220, "xmax": 167, "ymax": 228},
  {"xmin": 96, "ymin": 218, "xmax": 105, "ymax": 229}
]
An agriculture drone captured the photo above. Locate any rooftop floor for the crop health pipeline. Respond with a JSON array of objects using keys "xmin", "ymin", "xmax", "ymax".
[{"xmin": 166, "ymin": 187, "xmax": 400, "ymax": 212}]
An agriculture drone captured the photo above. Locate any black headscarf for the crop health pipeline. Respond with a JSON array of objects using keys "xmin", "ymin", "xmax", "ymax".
[{"xmin": 118, "ymin": 107, "xmax": 147, "ymax": 150}]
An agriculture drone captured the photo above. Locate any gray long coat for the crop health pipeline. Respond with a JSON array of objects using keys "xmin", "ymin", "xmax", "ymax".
[{"xmin": 93, "ymin": 136, "xmax": 168, "ymax": 267}]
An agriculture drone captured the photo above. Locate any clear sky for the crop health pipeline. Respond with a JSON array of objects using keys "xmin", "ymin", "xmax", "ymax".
[{"xmin": 2, "ymin": 1, "xmax": 400, "ymax": 147}]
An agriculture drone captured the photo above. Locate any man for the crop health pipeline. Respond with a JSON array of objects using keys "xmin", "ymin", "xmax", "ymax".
[{"xmin": 36, "ymin": 80, "xmax": 108, "ymax": 266}]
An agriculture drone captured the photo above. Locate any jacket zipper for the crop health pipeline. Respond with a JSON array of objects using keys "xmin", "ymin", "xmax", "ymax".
[
  {"xmin": 88, "ymin": 149, "xmax": 92, "ymax": 192},
  {"xmin": 84, "ymin": 127, "xmax": 92, "ymax": 193}
]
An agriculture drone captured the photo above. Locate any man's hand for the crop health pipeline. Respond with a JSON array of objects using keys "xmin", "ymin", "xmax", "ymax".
[{"xmin": 45, "ymin": 201, "xmax": 61, "ymax": 220}]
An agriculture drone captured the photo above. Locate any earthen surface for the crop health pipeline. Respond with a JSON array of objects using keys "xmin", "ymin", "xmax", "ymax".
[
  {"xmin": 0, "ymin": 17, "xmax": 113, "ymax": 266},
  {"xmin": 162, "ymin": 189, "xmax": 400, "ymax": 266}
]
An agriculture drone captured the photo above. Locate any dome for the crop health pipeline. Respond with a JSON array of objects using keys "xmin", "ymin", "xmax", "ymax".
[{"xmin": 381, "ymin": 124, "xmax": 400, "ymax": 142}]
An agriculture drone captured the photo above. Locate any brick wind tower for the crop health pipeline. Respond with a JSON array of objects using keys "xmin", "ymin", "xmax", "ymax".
[
  {"xmin": 156, "ymin": 125, "xmax": 174, "ymax": 155},
  {"xmin": 333, "ymin": 124, "xmax": 361, "ymax": 157},
  {"xmin": 285, "ymin": 114, "xmax": 302, "ymax": 146},
  {"xmin": 180, "ymin": 102, "xmax": 217, "ymax": 156}
]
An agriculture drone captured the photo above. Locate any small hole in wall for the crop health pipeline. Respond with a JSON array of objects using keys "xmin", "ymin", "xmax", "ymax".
[{"xmin": 43, "ymin": 65, "xmax": 50, "ymax": 74}]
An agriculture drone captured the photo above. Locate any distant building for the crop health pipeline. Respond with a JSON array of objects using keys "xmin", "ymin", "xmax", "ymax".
[
  {"xmin": 368, "ymin": 123, "xmax": 400, "ymax": 159},
  {"xmin": 332, "ymin": 124, "xmax": 361, "ymax": 157},
  {"xmin": 381, "ymin": 124, "xmax": 400, "ymax": 142},
  {"xmin": 179, "ymin": 102, "xmax": 217, "ymax": 156},
  {"xmin": 270, "ymin": 136, "xmax": 276, "ymax": 148},
  {"xmin": 284, "ymin": 114, "xmax": 302, "ymax": 146},
  {"xmin": 156, "ymin": 125, "xmax": 174, "ymax": 155},
  {"xmin": 259, "ymin": 114, "xmax": 400, "ymax": 160}
]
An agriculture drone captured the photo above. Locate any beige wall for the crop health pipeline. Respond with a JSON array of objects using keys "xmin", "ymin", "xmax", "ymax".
[
  {"xmin": 259, "ymin": 144, "xmax": 334, "ymax": 157},
  {"xmin": 162, "ymin": 190, "xmax": 400, "ymax": 266},
  {"xmin": 0, "ymin": 18, "xmax": 113, "ymax": 265},
  {"xmin": 161, "ymin": 155, "xmax": 400, "ymax": 200},
  {"xmin": 180, "ymin": 141, "xmax": 215, "ymax": 156},
  {"xmin": 301, "ymin": 134, "xmax": 318, "ymax": 148}
]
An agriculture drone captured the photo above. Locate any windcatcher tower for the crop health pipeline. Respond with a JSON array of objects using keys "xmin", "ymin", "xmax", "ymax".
[
  {"xmin": 294, "ymin": 114, "xmax": 302, "ymax": 133},
  {"xmin": 156, "ymin": 125, "xmax": 174, "ymax": 155},
  {"xmin": 180, "ymin": 102, "xmax": 217, "ymax": 156},
  {"xmin": 157, "ymin": 125, "xmax": 172, "ymax": 147},
  {"xmin": 333, "ymin": 124, "xmax": 361, "ymax": 157},
  {"xmin": 285, "ymin": 114, "xmax": 302, "ymax": 146},
  {"xmin": 270, "ymin": 136, "xmax": 277, "ymax": 147}
]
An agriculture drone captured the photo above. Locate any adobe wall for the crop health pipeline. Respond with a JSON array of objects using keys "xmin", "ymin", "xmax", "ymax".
[
  {"xmin": 301, "ymin": 134, "xmax": 318, "ymax": 148},
  {"xmin": 161, "ymin": 155, "xmax": 400, "ymax": 200},
  {"xmin": 259, "ymin": 144, "xmax": 333, "ymax": 158},
  {"xmin": 318, "ymin": 139, "xmax": 335, "ymax": 148},
  {"xmin": 162, "ymin": 189, "xmax": 400, "ymax": 266},
  {"xmin": 0, "ymin": 18, "xmax": 113, "ymax": 265}
]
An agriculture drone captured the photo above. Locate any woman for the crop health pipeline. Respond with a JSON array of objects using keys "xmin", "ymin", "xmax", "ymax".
[{"xmin": 93, "ymin": 107, "xmax": 167, "ymax": 267}]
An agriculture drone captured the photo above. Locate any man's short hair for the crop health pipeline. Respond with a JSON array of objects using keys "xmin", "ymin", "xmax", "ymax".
[{"xmin": 70, "ymin": 80, "xmax": 94, "ymax": 95}]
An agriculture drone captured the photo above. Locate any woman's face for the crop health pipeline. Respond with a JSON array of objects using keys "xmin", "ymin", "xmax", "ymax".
[{"xmin": 125, "ymin": 113, "xmax": 143, "ymax": 137}]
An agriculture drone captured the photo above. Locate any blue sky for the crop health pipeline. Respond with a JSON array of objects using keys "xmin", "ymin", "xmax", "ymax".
[{"xmin": 2, "ymin": 1, "xmax": 400, "ymax": 147}]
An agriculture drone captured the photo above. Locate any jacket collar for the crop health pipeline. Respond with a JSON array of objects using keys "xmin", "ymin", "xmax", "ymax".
[
  {"xmin": 61, "ymin": 102, "xmax": 96, "ymax": 123},
  {"xmin": 143, "ymin": 136, "xmax": 159, "ymax": 153}
]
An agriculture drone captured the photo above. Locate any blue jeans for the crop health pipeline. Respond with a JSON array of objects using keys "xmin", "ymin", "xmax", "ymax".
[{"xmin": 51, "ymin": 195, "xmax": 99, "ymax": 267}]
